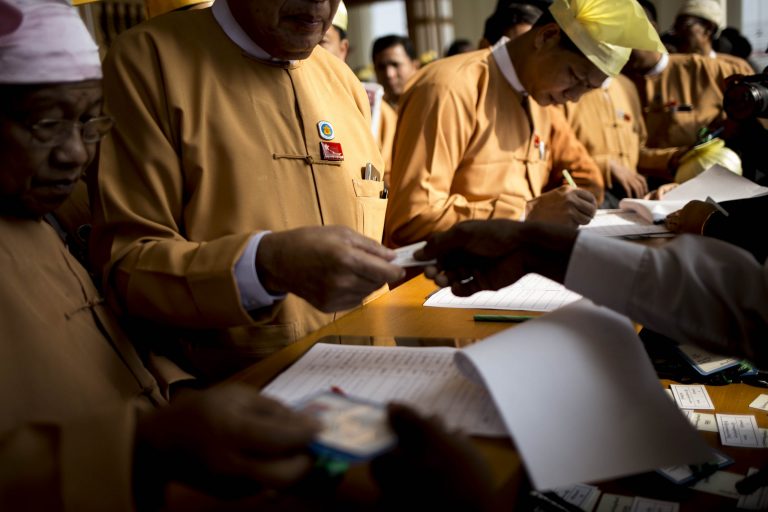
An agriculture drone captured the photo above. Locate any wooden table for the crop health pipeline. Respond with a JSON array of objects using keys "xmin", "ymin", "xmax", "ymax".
[{"xmin": 234, "ymin": 275, "xmax": 768, "ymax": 510}]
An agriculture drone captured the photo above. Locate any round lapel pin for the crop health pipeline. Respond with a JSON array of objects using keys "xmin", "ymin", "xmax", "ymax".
[{"xmin": 317, "ymin": 120, "xmax": 335, "ymax": 141}]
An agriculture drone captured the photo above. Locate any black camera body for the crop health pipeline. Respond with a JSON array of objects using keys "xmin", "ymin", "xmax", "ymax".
[{"xmin": 724, "ymin": 69, "xmax": 768, "ymax": 121}]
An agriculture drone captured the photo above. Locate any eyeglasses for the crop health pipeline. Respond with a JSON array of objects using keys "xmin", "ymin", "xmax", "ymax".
[{"xmin": 28, "ymin": 116, "xmax": 114, "ymax": 147}]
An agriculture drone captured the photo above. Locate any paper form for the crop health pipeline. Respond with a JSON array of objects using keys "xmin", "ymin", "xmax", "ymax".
[
  {"xmin": 579, "ymin": 210, "xmax": 671, "ymax": 238},
  {"xmin": 716, "ymin": 414, "xmax": 761, "ymax": 447},
  {"xmin": 629, "ymin": 497, "xmax": 679, "ymax": 512},
  {"xmin": 262, "ymin": 343, "xmax": 506, "ymax": 437},
  {"xmin": 424, "ymin": 273, "xmax": 581, "ymax": 312},
  {"xmin": 454, "ymin": 300, "xmax": 712, "ymax": 490},
  {"xmin": 552, "ymin": 483, "xmax": 601, "ymax": 511},
  {"xmin": 749, "ymin": 394, "xmax": 768, "ymax": 412},
  {"xmin": 596, "ymin": 494, "xmax": 634, "ymax": 512},
  {"xmin": 670, "ymin": 384, "xmax": 715, "ymax": 410},
  {"xmin": 683, "ymin": 411, "xmax": 718, "ymax": 432},
  {"xmin": 620, "ymin": 165, "xmax": 768, "ymax": 223}
]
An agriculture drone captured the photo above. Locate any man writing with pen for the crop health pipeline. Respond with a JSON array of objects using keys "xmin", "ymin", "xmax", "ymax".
[{"xmin": 383, "ymin": 0, "xmax": 667, "ymax": 248}]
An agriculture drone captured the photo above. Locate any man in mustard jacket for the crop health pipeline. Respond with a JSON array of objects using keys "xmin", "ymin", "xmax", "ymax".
[{"xmin": 92, "ymin": 0, "xmax": 404, "ymax": 381}]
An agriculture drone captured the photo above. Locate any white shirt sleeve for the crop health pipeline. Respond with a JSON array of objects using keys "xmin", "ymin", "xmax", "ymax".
[
  {"xmin": 564, "ymin": 233, "xmax": 768, "ymax": 363},
  {"xmin": 233, "ymin": 232, "xmax": 286, "ymax": 310}
]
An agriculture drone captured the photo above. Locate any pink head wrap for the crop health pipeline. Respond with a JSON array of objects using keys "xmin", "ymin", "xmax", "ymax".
[{"xmin": 0, "ymin": 0, "xmax": 101, "ymax": 84}]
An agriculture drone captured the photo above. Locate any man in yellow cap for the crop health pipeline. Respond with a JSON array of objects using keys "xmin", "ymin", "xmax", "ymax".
[
  {"xmin": 671, "ymin": 0, "xmax": 753, "ymax": 76},
  {"xmin": 92, "ymin": 0, "xmax": 404, "ymax": 382},
  {"xmin": 384, "ymin": 0, "xmax": 665, "ymax": 247},
  {"xmin": 320, "ymin": 0, "xmax": 348, "ymax": 61}
]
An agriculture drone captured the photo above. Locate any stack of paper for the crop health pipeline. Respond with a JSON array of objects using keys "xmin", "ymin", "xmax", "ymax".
[{"xmin": 263, "ymin": 301, "xmax": 712, "ymax": 490}]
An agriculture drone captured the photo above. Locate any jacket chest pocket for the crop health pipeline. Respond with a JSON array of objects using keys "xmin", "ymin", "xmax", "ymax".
[{"xmin": 352, "ymin": 179, "xmax": 386, "ymax": 242}]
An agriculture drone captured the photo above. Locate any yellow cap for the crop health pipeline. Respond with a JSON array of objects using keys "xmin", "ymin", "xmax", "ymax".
[
  {"xmin": 332, "ymin": 1, "xmax": 348, "ymax": 32},
  {"xmin": 145, "ymin": 0, "xmax": 209, "ymax": 18},
  {"xmin": 675, "ymin": 138, "xmax": 742, "ymax": 183},
  {"xmin": 549, "ymin": 0, "xmax": 666, "ymax": 77}
]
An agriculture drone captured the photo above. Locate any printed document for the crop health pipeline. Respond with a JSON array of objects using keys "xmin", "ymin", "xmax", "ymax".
[{"xmin": 424, "ymin": 273, "xmax": 581, "ymax": 312}]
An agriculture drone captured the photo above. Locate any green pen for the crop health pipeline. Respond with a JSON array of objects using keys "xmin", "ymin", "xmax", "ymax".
[
  {"xmin": 562, "ymin": 169, "xmax": 577, "ymax": 188},
  {"xmin": 473, "ymin": 314, "xmax": 534, "ymax": 323}
]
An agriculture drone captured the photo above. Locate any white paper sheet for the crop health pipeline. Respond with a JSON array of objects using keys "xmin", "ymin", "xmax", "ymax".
[
  {"xmin": 716, "ymin": 414, "xmax": 761, "ymax": 447},
  {"xmin": 670, "ymin": 384, "xmax": 715, "ymax": 410},
  {"xmin": 454, "ymin": 300, "xmax": 712, "ymax": 490},
  {"xmin": 579, "ymin": 210, "xmax": 671, "ymax": 238},
  {"xmin": 619, "ymin": 165, "xmax": 768, "ymax": 222},
  {"xmin": 596, "ymin": 494, "xmax": 634, "ymax": 512},
  {"xmin": 749, "ymin": 394, "xmax": 768, "ymax": 412},
  {"xmin": 261, "ymin": 343, "xmax": 506, "ymax": 437},
  {"xmin": 684, "ymin": 411, "xmax": 718, "ymax": 432},
  {"xmin": 392, "ymin": 241, "xmax": 436, "ymax": 267},
  {"xmin": 424, "ymin": 273, "xmax": 582, "ymax": 312},
  {"xmin": 630, "ymin": 497, "xmax": 679, "ymax": 512}
]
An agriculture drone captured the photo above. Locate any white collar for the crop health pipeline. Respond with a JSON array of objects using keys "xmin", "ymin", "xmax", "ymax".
[
  {"xmin": 645, "ymin": 52, "xmax": 669, "ymax": 77},
  {"xmin": 491, "ymin": 40, "xmax": 527, "ymax": 96},
  {"xmin": 708, "ymin": 49, "xmax": 717, "ymax": 58},
  {"xmin": 213, "ymin": 0, "xmax": 295, "ymax": 65}
]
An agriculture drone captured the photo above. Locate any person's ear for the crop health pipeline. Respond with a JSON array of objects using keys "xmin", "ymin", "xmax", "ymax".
[
  {"xmin": 340, "ymin": 39, "xmax": 350, "ymax": 61},
  {"xmin": 533, "ymin": 22, "xmax": 561, "ymax": 51}
]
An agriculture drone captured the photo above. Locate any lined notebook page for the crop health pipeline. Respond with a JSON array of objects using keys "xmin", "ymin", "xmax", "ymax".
[
  {"xmin": 424, "ymin": 273, "xmax": 581, "ymax": 312},
  {"xmin": 579, "ymin": 210, "xmax": 671, "ymax": 237},
  {"xmin": 262, "ymin": 343, "xmax": 506, "ymax": 437}
]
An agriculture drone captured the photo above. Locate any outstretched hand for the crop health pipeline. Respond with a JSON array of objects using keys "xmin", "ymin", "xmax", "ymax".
[
  {"xmin": 415, "ymin": 220, "xmax": 578, "ymax": 296},
  {"xmin": 257, "ymin": 226, "xmax": 405, "ymax": 312}
]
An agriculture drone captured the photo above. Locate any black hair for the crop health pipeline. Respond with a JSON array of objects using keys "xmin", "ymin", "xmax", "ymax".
[
  {"xmin": 636, "ymin": 0, "xmax": 657, "ymax": 24},
  {"xmin": 483, "ymin": 4, "xmax": 544, "ymax": 45},
  {"xmin": 372, "ymin": 35, "xmax": 418, "ymax": 62},
  {"xmin": 716, "ymin": 27, "xmax": 753, "ymax": 60},
  {"xmin": 445, "ymin": 39, "xmax": 473, "ymax": 57},
  {"xmin": 332, "ymin": 24, "xmax": 348, "ymax": 41},
  {"xmin": 533, "ymin": 9, "xmax": 581, "ymax": 55}
]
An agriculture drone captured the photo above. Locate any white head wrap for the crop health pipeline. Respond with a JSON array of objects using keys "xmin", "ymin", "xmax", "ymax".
[
  {"xmin": 678, "ymin": 0, "xmax": 724, "ymax": 34},
  {"xmin": 332, "ymin": 1, "xmax": 348, "ymax": 32},
  {"xmin": 0, "ymin": 0, "xmax": 102, "ymax": 84},
  {"xmin": 549, "ymin": 0, "xmax": 666, "ymax": 77}
]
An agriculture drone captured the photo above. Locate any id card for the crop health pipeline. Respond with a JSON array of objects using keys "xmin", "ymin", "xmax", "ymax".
[{"xmin": 295, "ymin": 391, "xmax": 396, "ymax": 462}]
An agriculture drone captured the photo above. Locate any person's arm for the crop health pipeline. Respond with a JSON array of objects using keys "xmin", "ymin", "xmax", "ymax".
[
  {"xmin": 565, "ymin": 234, "xmax": 768, "ymax": 366},
  {"xmin": 0, "ymin": 406, "xmax": 138, "ymax": 512},
  {"xmin": 665, "ymin": 196, "xmax": 768, "ymax": 263},
  {"xmin": 419, "ymin": 221, "xmax": 768, "ymax": 366},
  {"xmin": 91, "ymin": 30, "xmax": 263, "ymax": 328},
  {"xmin": 383, "ymin": 79, "xmax": 485, "ymax": 247}
]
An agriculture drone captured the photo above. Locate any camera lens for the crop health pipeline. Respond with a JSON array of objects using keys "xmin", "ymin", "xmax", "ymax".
[{"xmin": 725, "ymin": 80, "xmax": 768, "ymax": 121}]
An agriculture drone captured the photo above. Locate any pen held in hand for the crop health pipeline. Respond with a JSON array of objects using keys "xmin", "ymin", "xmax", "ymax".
[{"xmin": 562, "ymin": 169, "xmax": 577, "ymax": 189}]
